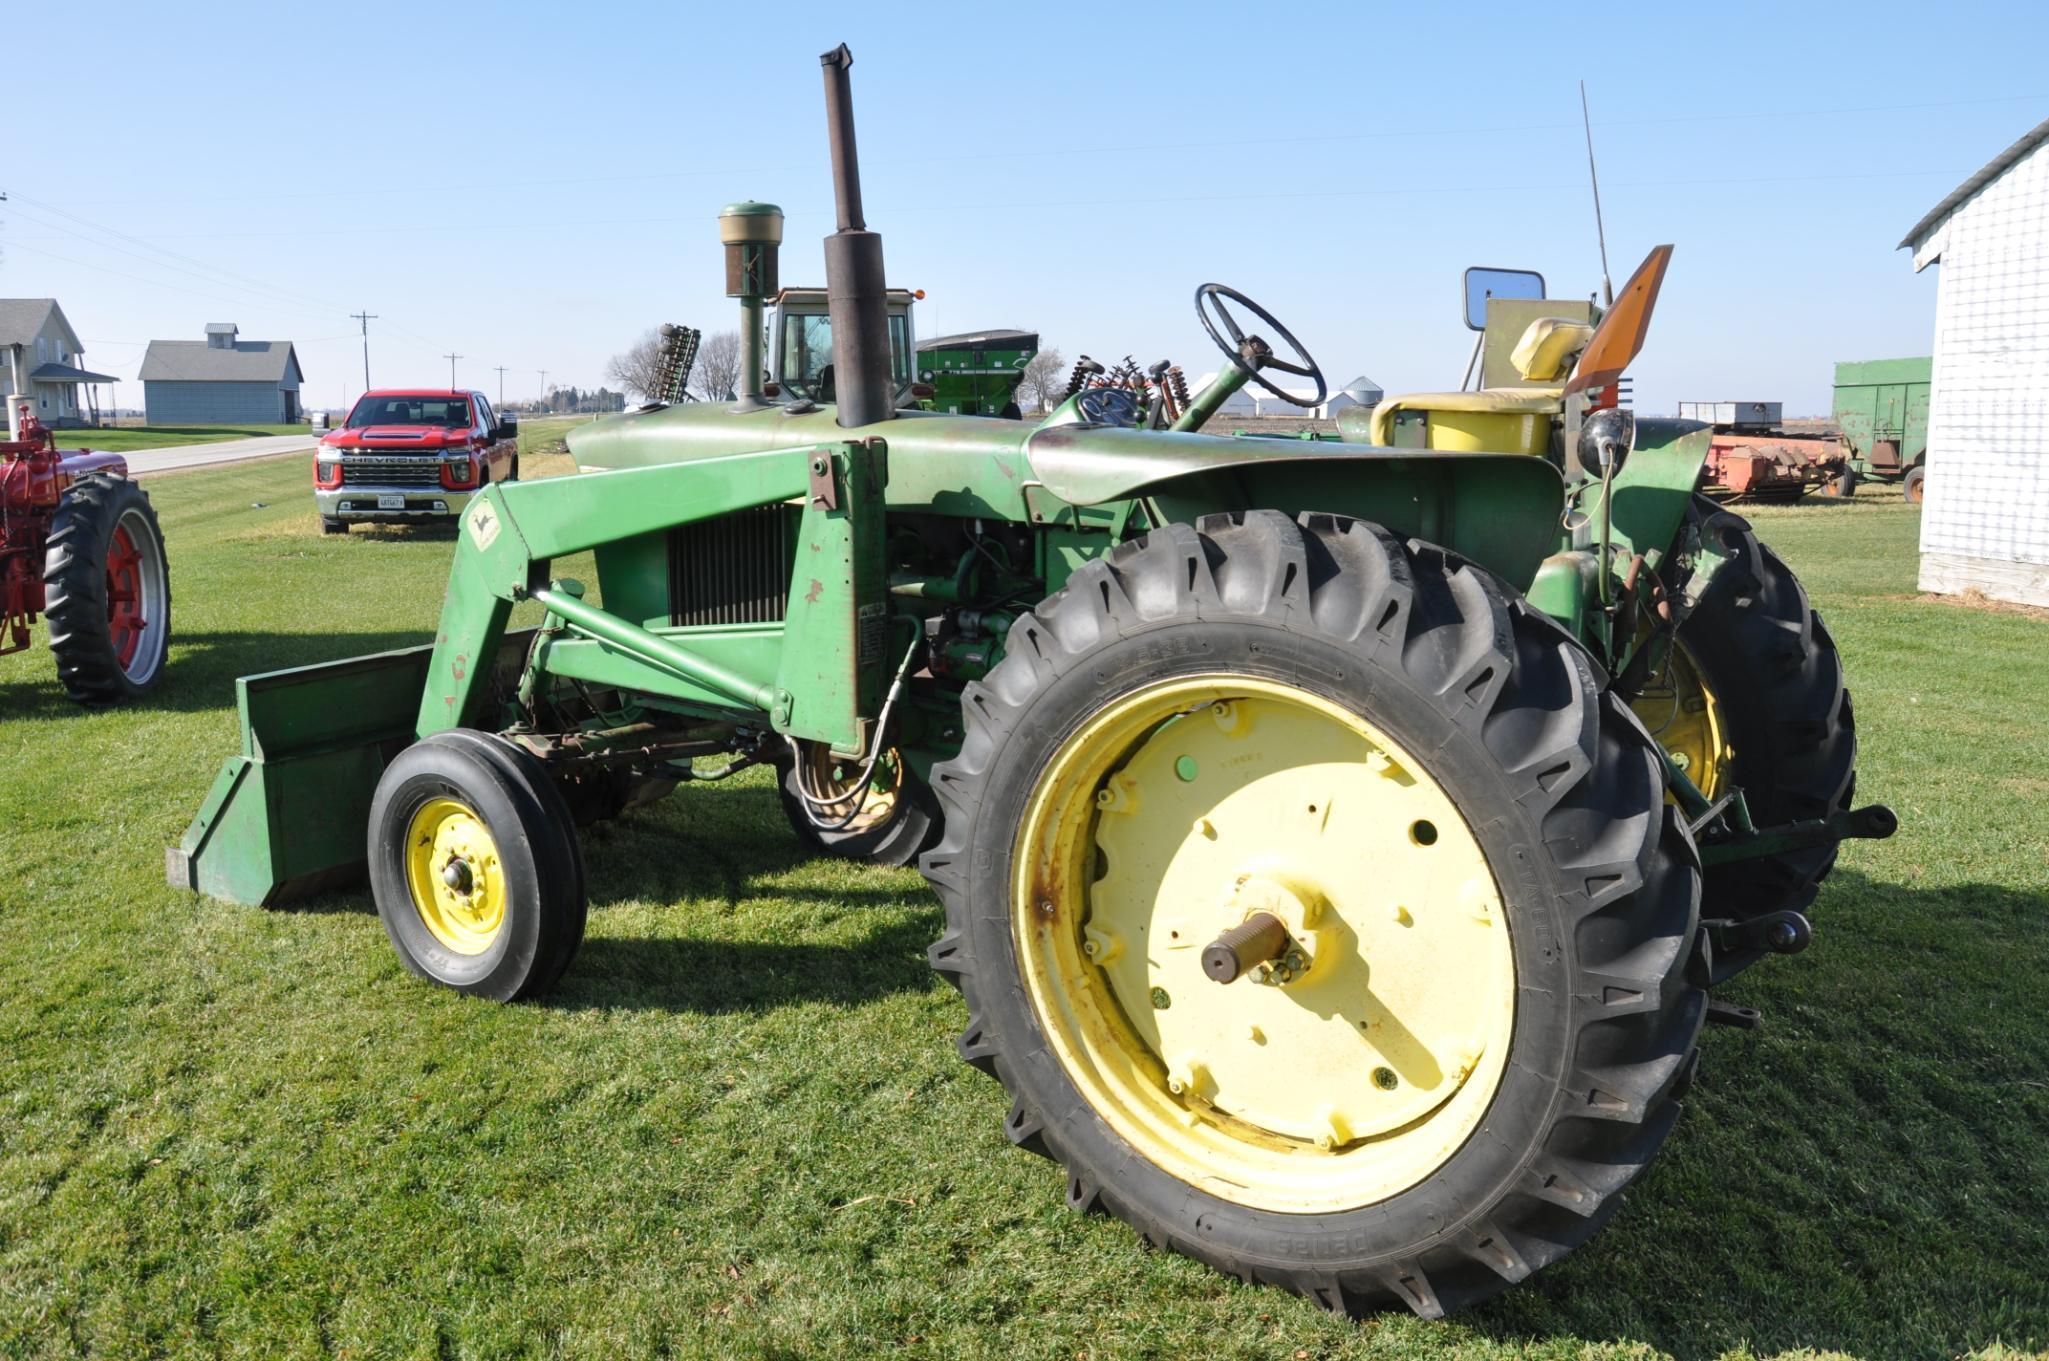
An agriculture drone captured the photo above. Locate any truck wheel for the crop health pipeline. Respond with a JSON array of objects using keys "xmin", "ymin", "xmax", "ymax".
[
  {"xmin": 779, "ymin": 741, "xmax": 939, "ymax": 867},
  {"xmin": 320, "ymin": 516, "xmax": 349, "ymax": 535},
  {"xmin": 43, "ymin": 473, "xmax": 172, "ymax": 709},
  {"xmin": 1641, "ymin": 497, "xmax": 1854, "ymax": 974},
  {"xmin": 368, "ymin": 730, "xmax": 587, "ymax": 1001},
  {"xmin": 1902, "ymin": 464, "xmax": 1925, "ymax": 504},
  {"xmin": 922, "ymin": 512, "xmax": 1703, "ymax": 1318},
  {"xmin": 1825, "ymin": 466, "xmax": 1858, "ymax": 498}
]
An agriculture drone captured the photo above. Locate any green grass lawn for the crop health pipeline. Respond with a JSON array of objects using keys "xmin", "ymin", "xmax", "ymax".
[
  {"xmin": 0, "ymin": 468, "xmax": 2043, "ymax": 1359},
  {"xmin": 52, "ymin": 425, "xmax": 312, "ymax": 453}
]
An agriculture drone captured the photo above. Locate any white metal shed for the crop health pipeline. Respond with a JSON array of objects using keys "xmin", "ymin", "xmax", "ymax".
[{"xmin": 1900, "ymin": 116, "xmax": 2049, "ymax": 607}]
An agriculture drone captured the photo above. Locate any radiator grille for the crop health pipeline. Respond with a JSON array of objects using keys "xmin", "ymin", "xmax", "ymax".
[
  {"xmin": 343, "ymin": 458, "xmax": 441, "ymax": 487},
  {"xmin": 669, "ymin": 505, "xmax": 794, "ymax": 626}
]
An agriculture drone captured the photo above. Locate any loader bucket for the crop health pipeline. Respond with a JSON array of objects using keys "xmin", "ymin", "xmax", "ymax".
[
  {"xmin": 167, "ymin": 643, "xmax": 434, "ymax": 906},
  {"xmin": 169, "ymin": 628, "xmax": 539, "ymax": 907}
]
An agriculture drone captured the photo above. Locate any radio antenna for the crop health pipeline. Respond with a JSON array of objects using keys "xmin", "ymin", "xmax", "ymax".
[{"xmin": 1580, "ymin": 80, "xmax": 1614, "ymax": 307}]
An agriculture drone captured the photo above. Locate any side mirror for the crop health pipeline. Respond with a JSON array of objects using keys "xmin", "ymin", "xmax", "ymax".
[
  {"xmin": 1578, "ymin": 406, "xmax": 1635, "ymax": 475},
  {"xmin": 1463, "ymin": 267, "xmax": 1546, "ymax": 331},
  {"xmin": 495, "ymin": 413, "xmax": 519, "ymax": 441}
]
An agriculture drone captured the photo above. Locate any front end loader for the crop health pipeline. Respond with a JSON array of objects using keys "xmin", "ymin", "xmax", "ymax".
[{"xmin": 171, "ymin": 44, "xmax": 1893, "ymax": 1319}]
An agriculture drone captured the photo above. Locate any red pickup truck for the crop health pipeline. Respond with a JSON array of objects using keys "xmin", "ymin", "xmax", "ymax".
[{"xmin": 313, "ymin": 388, "xmax": 519, "ymax": 533}]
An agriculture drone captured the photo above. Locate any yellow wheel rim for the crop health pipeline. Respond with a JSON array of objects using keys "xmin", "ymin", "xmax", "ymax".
[
  {"xmin": 403, "ymin": 797, "xmax": 507, "ymax": 955},
  {"xmin": 1629, "ymin": 638, "xmax": 1732, "ymax": 800},
  {"xmin": 1012, "ymin": 676, "xmax": 1515, "ymax": 1215}
]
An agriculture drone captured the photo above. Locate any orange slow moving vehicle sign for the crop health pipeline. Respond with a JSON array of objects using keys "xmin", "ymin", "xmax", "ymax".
[{"xmin": 1563, "ymin": 244, "xmax": 1674, "ymax": 398}]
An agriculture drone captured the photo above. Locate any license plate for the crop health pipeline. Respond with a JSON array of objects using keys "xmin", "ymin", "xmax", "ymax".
[{"xmin": 377, "ymin": 494, "xmax": 406, "ymax": 510}]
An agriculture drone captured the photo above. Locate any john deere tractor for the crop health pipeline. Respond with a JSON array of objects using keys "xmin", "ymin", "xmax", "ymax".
[{"xmin": 172, "ymin": 46, "xmax": 1890, "ymax": 1319}]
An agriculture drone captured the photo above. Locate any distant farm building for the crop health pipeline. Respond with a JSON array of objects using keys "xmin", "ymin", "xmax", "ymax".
[
  {"xmin": 140, "ymin": 323, "xmax": 305, "ymax": 424},
  {"xmin": 0, "ymin": 298, "xmax": 117, "ymax": 427},
  {"xmin": 1900, "ymin": 116, "xmax": 2049, "ymax": 607},
  {"xmin": 1189, "ymin": 372, "xmax": 1382, "ymax": 421}
]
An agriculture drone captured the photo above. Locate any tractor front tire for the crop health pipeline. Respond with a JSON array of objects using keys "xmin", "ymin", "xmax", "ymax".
[
  {"xmin": 368, "ymin": 730, "xmax": 587, "ymax": 1001},
  {"xmin": 778, "ymin": 743, "xmax": 940, "ymax": 867},
  {"xmin": 1655, "ymin": 497, "xmax": 1855, "ymax": 969},
  {"xmin": 43, "ymin": 473, "xmax": 172, "ymax": 709},
  {"xmin": 923, "ymin": 512, "xmax": 1704, "ymax": 1318}
]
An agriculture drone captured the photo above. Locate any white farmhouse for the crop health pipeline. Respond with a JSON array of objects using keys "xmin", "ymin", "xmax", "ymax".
[
  {"xmin": 0, "ymin": 299, "xmax": 118, "ymax": 428},
  {"xmin": 1900, "ymin": 116, "xmax": 2049, "ymax": 607}
]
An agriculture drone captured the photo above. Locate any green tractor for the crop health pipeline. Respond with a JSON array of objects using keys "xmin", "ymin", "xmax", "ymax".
[
  {"xmin": 772, "ymin": 284, "xmax": 1037, "ymax": 417},
  {"xmin": 171, "ymin": 46, "xmax": 1890, "ymax": 1318}
]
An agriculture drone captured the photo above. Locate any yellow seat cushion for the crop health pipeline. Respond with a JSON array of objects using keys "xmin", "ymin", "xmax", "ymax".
[
  {"xmin": 1509, "ymin": 318, "xmax": 1595, "ymax": 382},
  {"xmin": 1363, "ymin": 388, "xmax": 1563, "ymax": 451}
]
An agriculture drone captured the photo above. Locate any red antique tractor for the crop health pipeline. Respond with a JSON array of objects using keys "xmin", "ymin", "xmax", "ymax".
[{"xmin": 1, "ymin": 401, "xmax": 171, "ymax": 707}]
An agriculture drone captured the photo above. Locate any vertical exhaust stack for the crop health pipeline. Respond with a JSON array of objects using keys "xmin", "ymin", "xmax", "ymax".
[{"xmin": 819, "ymin": 43, "xmax": 894, "ymax": 429}]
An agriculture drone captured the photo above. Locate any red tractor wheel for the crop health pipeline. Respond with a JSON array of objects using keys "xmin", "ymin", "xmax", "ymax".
[{"xmin": 43, "ymin": 473, "xmax": 172, "ymax": 708}]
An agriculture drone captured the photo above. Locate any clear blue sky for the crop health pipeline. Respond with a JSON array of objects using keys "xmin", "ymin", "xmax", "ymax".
[{"xmin": 8, "ymin": 0, "xmax": 2045, "ymax": 416}]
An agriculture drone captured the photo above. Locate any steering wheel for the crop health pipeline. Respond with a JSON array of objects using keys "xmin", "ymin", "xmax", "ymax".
[{"xmin": 1195, "ymin": 283, "xmax": 1327, "ymax": 408}]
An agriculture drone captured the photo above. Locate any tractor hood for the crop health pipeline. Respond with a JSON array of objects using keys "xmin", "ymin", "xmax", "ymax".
[
  {"xmin": 567, "ymin": 400, "xmax": 1558, "ymax": 506},
  {"xmin": 566, "ymin": 400, "xmax": 1570, "ymax": 592}
]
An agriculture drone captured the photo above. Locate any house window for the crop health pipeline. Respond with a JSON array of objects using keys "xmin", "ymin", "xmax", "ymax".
[{"xmin": 37, "ymin": 339, "xmax": 48, "ymax": 364}]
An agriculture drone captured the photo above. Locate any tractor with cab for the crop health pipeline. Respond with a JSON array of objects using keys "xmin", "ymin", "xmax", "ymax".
[{"xmin": 171, "ymin": 45, "xmax": 1892, "ymax": 1319}]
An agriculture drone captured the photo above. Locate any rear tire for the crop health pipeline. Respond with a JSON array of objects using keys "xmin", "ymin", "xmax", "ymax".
[
  {"xmin": 43, "ymin": 473, "xmax": 172, "ymax": 709},
  {"xmin": 1902, "ymin": 464, "xmax": 1926, "ymax": 504},
  {"xmin": 320, "ymin": 516, "xmax": 349, "ymax": 535},
  {"xmin": 922, "ymin": 511, "xmax": 1704, "ymax": 1318},
  {"xmin": 368, "ymin": 730, "xmax": 587, "ymax": 1001}
]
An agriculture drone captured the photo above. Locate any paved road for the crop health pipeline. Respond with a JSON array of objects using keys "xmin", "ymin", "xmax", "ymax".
[{"xmin": 110, "ymin": 433, "xmax": 318, "ymax": 477}]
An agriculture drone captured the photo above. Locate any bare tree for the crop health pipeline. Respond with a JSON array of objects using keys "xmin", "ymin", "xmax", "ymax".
[
  {"xmin": 604, "ymin": 328, "xmax": 666, "ymax": 401},
  {"xmin": 690, "ymin": 330, "xmax": 742, "ymax": 402},
  {"xmin": 1016, "ymin": 348, "xmax": 1067, "ymax": 412}
]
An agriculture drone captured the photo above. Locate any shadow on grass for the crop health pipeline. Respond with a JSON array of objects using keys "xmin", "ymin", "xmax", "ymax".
[
  {"xmin": 0, "ymin": 628, "xmax": 431, "ymax": 720},
  {"xmin": 1466, "ymin": 868, "xmax": 2049, "ymax": 1359},
  {"xmin": 276, "ymin": 777, "xmax": 944, "ymax": 1015},
  {"xmin": 551, "ymin": 907, "xmax": 943, "ymax": 1015}
]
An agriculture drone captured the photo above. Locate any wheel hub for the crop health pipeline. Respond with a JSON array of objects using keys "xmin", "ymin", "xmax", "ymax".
[
  {"xmin": 404, "ymin": 798, "xmax": 506, "ymax": 954},
  {"xmin": 1015, "ymin": 677, "xmax": 1516, "ymax": 1213}
]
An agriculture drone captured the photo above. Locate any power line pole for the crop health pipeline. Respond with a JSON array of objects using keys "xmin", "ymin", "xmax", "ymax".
[
  {"xmin": 350, "ymin": 311, "xmax": 378, "ymax": 389},
  {"xmin": 492, "ymin": 365, "xmax": 508, "ymax": 407},
  {"xmin": 537, "ymin": 370, "xmax": 549, "ymax": 410},
  {"xmin": 444, "ymin": 352, "xmax": 463, "ymax": 388}
]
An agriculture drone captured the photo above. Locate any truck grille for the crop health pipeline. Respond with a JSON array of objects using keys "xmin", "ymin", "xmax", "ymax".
[
  {"xmin": 342, "ymin": 458, "xmax": 441, "ymax": 487},
  {"xmin": 669, "ymin": 505, "xmax": 793, "ymax": 626}
]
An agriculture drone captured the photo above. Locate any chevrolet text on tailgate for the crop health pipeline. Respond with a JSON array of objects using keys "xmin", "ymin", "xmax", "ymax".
[{"xmin": 313, "ymin": 389, "xmax": 519, "ymax": 533}]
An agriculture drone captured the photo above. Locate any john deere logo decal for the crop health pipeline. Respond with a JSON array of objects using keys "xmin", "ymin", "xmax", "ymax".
[{"xmin": 466, "ymin": 499, "xmax": 501, "ymax": 550}]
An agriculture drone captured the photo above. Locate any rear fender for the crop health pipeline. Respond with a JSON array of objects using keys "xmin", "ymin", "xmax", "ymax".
[{"xmin": 1151, "ymin": 455, "xmax": 1563, "ymax": 592}]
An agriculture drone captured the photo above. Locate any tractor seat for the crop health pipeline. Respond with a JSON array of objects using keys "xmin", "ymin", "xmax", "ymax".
[
  {"xmin": 1358, "ymin": 388, "xmax": 1563, "ymax": 452},
  {"xmin": 1509, "ymin": 317, "xmax": 1594, "ymax": 383},
  {"xmin": 1354, "ymin": 316, "xmax": 1594, "ymax": 453}
]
